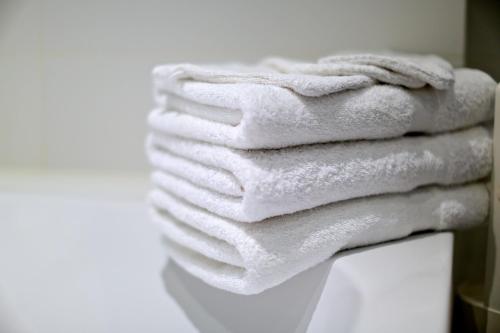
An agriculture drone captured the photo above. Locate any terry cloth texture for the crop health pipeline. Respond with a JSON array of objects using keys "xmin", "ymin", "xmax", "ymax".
[{"xmin": 147, "ymin": 126, "xmax": 492, "ymax": 222}]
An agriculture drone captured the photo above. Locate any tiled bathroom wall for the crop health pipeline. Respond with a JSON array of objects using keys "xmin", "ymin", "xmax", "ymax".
[{"xmin": 0, "ymin": 0, "xmax": 467, "ymax": 172}]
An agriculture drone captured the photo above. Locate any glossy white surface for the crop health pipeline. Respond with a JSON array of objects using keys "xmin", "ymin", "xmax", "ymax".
[{"xmin": 0, "ymin": 170, "xmax": 453, "ymax": 333}]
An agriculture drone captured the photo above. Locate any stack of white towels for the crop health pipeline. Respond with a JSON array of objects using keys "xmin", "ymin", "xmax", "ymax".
[{"xmin": 147, "ymin": 53, "xmax": 495, "ymax": 295}]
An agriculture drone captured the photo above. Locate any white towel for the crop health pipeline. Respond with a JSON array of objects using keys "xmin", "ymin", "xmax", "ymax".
[
  {"xmin": 264, "ymin": 53, "xmax": 454, "ymax": 89},
  {"xmin": 153, "ymin": 54, "xmax": 454, "ymax": 99},
  {"xmin": 150, "ymin": 183, "xmax": 489, "ymax": 294},
  {"xmin": 150, "ymin": 68, "xmax": 495, "ymax": 149},
  {"xmin": 153, "ymin": 63, "xmax": 375, "ymax": 98},
  {"xmin": 147, "ymin": 126, "xmax": 492, "ymax": 222}
]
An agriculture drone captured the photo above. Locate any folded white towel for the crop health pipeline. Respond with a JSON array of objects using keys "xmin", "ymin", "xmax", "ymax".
[
  {"xmin": 154, "ymin": 54, "xmax": 453, "ymax": 99},
  {"xmin": 153, "ymin": 63, "xmax": 375, "ymax": 98},
  {"xmin": 150, "ymin": 68, "xmax": 494, "ymax": 149},
  {"xmin": 147, "ymin": 126, "xmax": 492, "ymax": 222},
  {"xmin": 264, "ymin": 53, "xmax": 454, "ymax": 89},
  {"xmin": 150, "ymin": 183, "xmax": 489, "ymax": 294}
]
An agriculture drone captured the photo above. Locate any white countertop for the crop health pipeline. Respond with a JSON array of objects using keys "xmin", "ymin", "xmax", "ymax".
[{"xmin": 0, "ymin": 168, "xmax": 196, "ymax": 333}]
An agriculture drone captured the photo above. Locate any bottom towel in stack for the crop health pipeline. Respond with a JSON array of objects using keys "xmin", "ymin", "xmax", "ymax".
[{"xmin": 150, "ymin": 183, "xmax": 488, "ymax": 294}]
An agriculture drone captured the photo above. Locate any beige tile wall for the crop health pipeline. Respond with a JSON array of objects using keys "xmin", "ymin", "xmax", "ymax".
[{"xmin": 0, "ymin": 0, "xmax": 467, "ymax": 172}]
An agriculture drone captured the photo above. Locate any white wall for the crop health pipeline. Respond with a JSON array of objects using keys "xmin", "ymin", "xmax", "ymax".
[{"xmin": 0, "ymin": 0, "xmax": 466, "ymax": 172}]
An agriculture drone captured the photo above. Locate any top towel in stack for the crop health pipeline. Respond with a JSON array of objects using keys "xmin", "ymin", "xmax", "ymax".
[
  {"xmin": 150, "ymin": 53, "xmax": 494, "ymax": 149},
  {"xmin": 147, "ymin": 53, "xmax": 495, "ymax": 294}
]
